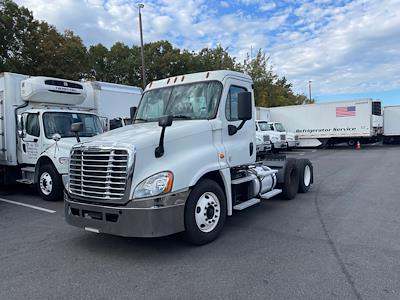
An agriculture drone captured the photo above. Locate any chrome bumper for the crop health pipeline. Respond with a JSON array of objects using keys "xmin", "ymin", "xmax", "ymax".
[
  {"xmin": 256, "ymin": 143, "xmax": 272, "ymax": 153},
  {"xmin": 273, "ymin": 141, "xmax": 287, "ymax": 149},
  {"xmin": 64, "ymin": 190, "xmax": 189, "ymax": 238}
]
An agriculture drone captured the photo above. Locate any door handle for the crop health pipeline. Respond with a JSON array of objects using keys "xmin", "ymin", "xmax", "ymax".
[
  {"xmin": 23, "ymin": 144, "xmax": 26, "ymax": 153},
  {"xmin": 249, "ymin": 142, "xmax": 254, "ymax": 156}
]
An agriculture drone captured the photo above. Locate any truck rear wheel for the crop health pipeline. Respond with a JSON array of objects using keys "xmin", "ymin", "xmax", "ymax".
[
  {"xmin": 37, "ymin": 164, "xmax": 63, "ymax": 201},
  {"xmin": 278, "ymin": 158, "xmax": 299, "ymax": 200},
  {"xmin": 296, "ymin": 158, "xmax": 313, "ymax": 193},
  {"xmin": 183, "ymin": 179, "xmax": 227, "ymax": 245}
]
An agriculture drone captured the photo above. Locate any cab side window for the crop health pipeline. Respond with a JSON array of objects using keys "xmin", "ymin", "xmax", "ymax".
[
  {"xmin": 26, "ymin": 114, "xmax": 40, "ymax": 137},
  {"xmin": 225, "ymin": 86, "xmax": 247, "ymax": 121}
]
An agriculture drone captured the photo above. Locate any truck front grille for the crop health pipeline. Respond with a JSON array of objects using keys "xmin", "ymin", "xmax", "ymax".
[
  {"xmin": 263, "ymin": 135, "xmax": 270, "ymax": 142},
  {"xmin": 69, "ymin": 148, "xmax": 128, "ymax": 201},
  {"xmin": 295, "ymin": 135, "xmax": 299, "ymax": 140},
  {"xmin": 280, "ymin": 134, "xmax": 286, "ymax": 141}
]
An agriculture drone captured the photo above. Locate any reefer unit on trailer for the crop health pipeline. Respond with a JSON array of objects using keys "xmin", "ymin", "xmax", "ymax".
[
  {"xmin": 383, "ymin": 106, "xmax": 400, "ymax": 144},
  {"xmin": 268, "ymin": 99, "xmax": 383, "ymax": 147}
]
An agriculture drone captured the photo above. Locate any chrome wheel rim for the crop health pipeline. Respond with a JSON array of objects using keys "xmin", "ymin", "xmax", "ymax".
[
  {"xmin": 304, "ymin": 165, "xmax": 311, "ymax": 187},
  {"xmin": 195, "ymin": 192, "xmax": 220, "ymax": 233},
  {"xmin": 40, "ymin": 172, "xmax": 53, "ymax": 195}
]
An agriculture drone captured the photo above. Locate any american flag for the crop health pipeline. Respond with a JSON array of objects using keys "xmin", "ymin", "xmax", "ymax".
[{"xmin": 336, "ymin": 106, "xmax": 356, "ymax": 117}]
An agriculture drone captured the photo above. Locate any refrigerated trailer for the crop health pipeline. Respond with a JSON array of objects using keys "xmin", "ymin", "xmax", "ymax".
[
  {"xmin": 383, "ymin": 106, "xmax": 400, "ymax": 144},
  {"xmin": 267, "ymin": 99, "xmax": 383, "ymax": 147}
]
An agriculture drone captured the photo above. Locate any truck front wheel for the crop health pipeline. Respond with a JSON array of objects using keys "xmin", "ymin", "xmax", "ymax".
[
  {"xmin": 183, "ymin": 179, "xmax": 227, "ymax": 245},
  {"xmin": 37, "ymin": 164, "xmax": 63, "ymax": 201}
]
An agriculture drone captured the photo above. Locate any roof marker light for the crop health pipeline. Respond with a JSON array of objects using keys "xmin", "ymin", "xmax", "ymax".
[
  {"xmin": 167, "ymin": 78, "xmax": 171, "ymax": 84},
  {"xmin": 181, "ymin": 76, "xmax": 185, "ymax": 82},
  {"xmin": 206, "ymin": 72, "xmax": 210, "ymax": 78},
  {"xmin": 174, "ymin": 77, "xmax": 177, "ymax": 83}
]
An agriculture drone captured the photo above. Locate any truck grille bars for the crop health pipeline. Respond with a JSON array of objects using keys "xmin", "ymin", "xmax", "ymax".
[
  {"xmin": 280, "ymin": 134, "xmax": 286, "ymax": 141},
  {"xmin": 69, "ymin": 148, "xmax": 129, "ymax": 201}
]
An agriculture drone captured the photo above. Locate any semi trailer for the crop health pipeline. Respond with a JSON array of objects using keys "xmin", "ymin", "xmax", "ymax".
[
  {"xmin": 0, "ymin": 72, "xmax": 104, "ymax": 201},
  {"xmin": 64, "ymin": 70, "xmax": 314, "ymax": 245},
  {"xmin": 267, "ymin": 99, "xmax": 383, "ymax": 147},
  {"xmin": 383, "ymin": 106, "xmax": 400, "ymax": 144}
]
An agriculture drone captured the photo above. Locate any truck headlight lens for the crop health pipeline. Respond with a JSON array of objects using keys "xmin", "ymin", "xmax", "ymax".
[
  {"xmin": 134, "ymin": 171, "xmax": 173, "ymax": 198},
  {"xmin": 59, "ymin": 157, "xmax": 69, "ymax": 164}
]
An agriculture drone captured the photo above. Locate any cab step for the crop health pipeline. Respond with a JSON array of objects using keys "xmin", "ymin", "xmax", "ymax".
[
  {"xmin": 233, "ymin": 198, "xmax": 260, "ymax": 210},
  {"xmin": 16, "ymin": 179, "xmax": 33, "ymax": 184},
  {"xmin": 260, "ymin": 189, "xmax": 282, "ymax": 199},
  {"xmin": 231, "ymin": 174, "xmax": 257, "ymax": 185}
]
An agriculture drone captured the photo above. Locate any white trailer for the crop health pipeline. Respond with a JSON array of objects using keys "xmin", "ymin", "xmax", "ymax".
[
  {"xmin": 383, "ymin": 106, "xmax": 400, "ymax": 144},
  {"xmin": 84, "ymin": 81, "xmax": 142, "ymax": 130},
  {"xmin": 0, "ymin": 72, "xmax": 105, "ymax": 200},
  {"xmin": 267, "ymin": 99, "xmax": 383, "ymax": 147}
]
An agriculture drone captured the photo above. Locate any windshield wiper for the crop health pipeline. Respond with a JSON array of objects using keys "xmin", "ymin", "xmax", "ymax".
[
  {"xmin": 134, "ymin": 118, "xmax": 149, "ymax": 123},
  {"xmin": 172, "ymin": 115, "xmax": 192, "ymax": 120}
]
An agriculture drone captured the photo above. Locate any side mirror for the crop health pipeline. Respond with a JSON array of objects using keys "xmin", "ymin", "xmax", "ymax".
[
  {"xmin": 155, "ymin": 115, "xmax": 173, "ymax": 158},
  {"xmin": 228, "ymin": 92, "xmax": 253, "ymax": 136},
  {"xmin": 158, "ymin": 115, "xmax": 173, "ymax": 128},
  {"xmin": 70, "ymin": 122, "xmax": 83, "ymax": 143},
  {"xmin": 70, "ymin": 122, "xmax": 83, "ymax": 133},
  {"xmin": 52, "ymin": 133, "xmax": 61, "ymax": 142},
  {"xmin": 130, "ymin": 106, "xmax": 137, "ymax": 122},
  {"xmin": 17, "ymin": 115, "xmax": 25, "ymax": 138},
  {"xmin": 237, "ymin": 91, "xmax": 252, "ymax": 121}
]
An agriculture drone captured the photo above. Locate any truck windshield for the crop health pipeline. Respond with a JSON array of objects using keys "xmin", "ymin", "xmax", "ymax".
[
  {"xmin": 274, "ymin": 123, "xmax": 286, "ymax": 132},
  {"xmin": 43, "ymin": 112, "xmax": 103, "ymax": 139},
  {"xmin": 258, "ymin": 122, "xmax": 274, "ymax": 131},
  {"xmin": 135, "ymin": 81, "xmax": 222, "ymax": 122}
]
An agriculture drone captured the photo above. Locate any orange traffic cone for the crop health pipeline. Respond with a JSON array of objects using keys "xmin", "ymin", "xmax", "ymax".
[{"xmin": 356, "ymin": 141, "xmax": 361, "ymax": 150}]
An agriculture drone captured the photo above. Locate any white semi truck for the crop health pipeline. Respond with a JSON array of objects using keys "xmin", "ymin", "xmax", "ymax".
[
  {"xmin": 0, "ymin": 72, "xmax": 104, "ymax": 200},
  {"xmin": 65, "ymin": 70, "xmax": 314, "ymax": 245},
  {"xmin": 256, "ymin": 107, "xmax": 299, "ymax": 150},
  {"xmin": 267, "ymin": 99, "xmax": 383, "ymax": 147},
  {"xmin": 383, "ymin": 106, "xmax": 400, "ymax": 144}
]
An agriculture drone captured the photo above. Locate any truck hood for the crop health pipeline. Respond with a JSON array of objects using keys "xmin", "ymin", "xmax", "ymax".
[{"xmin": 79, "ymin": 120, "xmax": 212, "ymax": 150}]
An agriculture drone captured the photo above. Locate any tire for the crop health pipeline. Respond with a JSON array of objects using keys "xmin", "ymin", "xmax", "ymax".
[
  {"xmin": 347, "ymin": 139, "xmax": 356, "ymax": 147},
  {"xmin": 183, "ymin": 179, "xmax": 227, "ymax": 245},
  {"xmin": 277, "ymin": 158, "xmax": 299, "ymax": 200},
  {"xmin": 296, "ymin": 158, "xmax": 313, "ymax": 193},
  {"xmin": 37, "ymin": 164, "xmax": 63, "ymax": 201}
]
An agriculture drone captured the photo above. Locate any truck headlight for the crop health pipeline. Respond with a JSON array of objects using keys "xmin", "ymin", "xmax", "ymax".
[
  {"xmin": 59, "ymin": 157, "xmax": 69, "ymax": 164},
  {"xmin": 134, "ymin": 171, "xmax": 173, "ymax": 198}
]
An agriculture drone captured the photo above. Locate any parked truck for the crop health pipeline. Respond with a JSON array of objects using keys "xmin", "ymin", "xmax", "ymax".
[
  {"xmin": 64, "ymin": 70, "xmax": 314, "ymax": 245},
  {"xmin": 267, "ymin": 99, "xmax": 383, "ymax": 147},
  {"xmin": 0, "ymin": 72, "xmax": 104, "ymax": 200},
  {"xmin": 84, "ymin": 81, "xmax": 142, "ymax": 130},
  {"xmin": 383, "ymin": 106, "xmax": 400, "ymax": 144},
  {"xmin": 256, "ymin": 107, "xmax": 299, "ymax": 150}
]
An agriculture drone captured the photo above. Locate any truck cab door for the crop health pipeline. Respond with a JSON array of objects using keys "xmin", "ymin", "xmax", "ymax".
[
  {"xmin": 18, "ymin": 113, "xmax": 42, "ymax": 165},
  {"xmin": 221, "ymin": 82, "xmax": 256, "ymax": 167}
]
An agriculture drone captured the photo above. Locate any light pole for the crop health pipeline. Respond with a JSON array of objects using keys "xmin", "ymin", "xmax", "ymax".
[
  {"xmin": 138, "ymin": 3, "xmax": 146, "ymax": 89},
  {"xmin": 308, "ymin": 80, "xmax": 312, "ymax": 102}
]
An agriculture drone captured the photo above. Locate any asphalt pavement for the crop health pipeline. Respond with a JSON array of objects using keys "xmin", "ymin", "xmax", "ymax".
[{"xmin": 1, "ymin": 145, "xmax": 399, "ymax": 299}]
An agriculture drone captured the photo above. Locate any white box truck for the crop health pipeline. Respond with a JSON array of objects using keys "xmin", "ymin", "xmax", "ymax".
[
  {"xmin": 383, "ymin": 106, "xmax": 400, "ymax": 144},
  {"xmin": 65, "ymin": 70, "xmax": 314, "ymax": 245},
  {"xmin": 267, "ymin": 99, "xmax": 383, "ymax": 147},
  {"xmin": 256, "ymin": 107, "xmax": 299, "ymax": 150},
  {"xmin": 0, "ymin": 72, "xmax": 105, "ymax": 201},
  {"xmin": 84, "ymin": 81, "xmax": 142, "ymax": 130}
]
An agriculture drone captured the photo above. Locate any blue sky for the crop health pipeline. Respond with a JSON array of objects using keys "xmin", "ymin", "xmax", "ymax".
[{"xmin": 15, "ymin": 0, "xmax": 400, "ymax": 106}]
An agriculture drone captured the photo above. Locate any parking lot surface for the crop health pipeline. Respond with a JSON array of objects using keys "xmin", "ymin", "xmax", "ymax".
[{"xmin": 1, "ymin": 146, "xmax": 399, "ymax": 300}]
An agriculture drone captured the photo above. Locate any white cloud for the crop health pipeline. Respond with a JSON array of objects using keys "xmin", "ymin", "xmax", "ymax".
[{"xmin": 14, "ymin": 0, "xmax": 400, "ymax": 97}]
